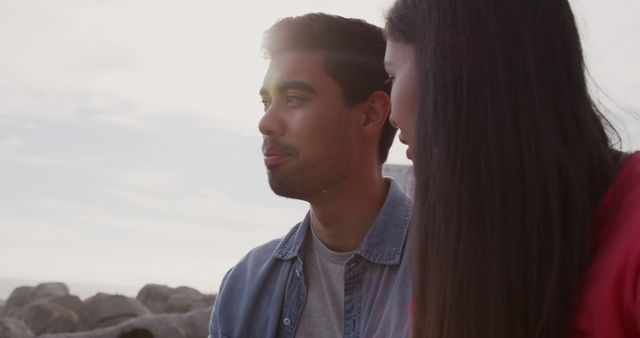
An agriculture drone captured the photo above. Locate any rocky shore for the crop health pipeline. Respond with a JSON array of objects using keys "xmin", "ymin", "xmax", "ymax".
[{"xmin": 0, "ymin": 282, "xmax": 214, "ymax": 338}]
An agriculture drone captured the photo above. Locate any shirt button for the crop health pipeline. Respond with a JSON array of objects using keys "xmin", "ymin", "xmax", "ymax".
[{"xmin": 283, "ymin": 318, "xmax": 292, "ymax": 326}]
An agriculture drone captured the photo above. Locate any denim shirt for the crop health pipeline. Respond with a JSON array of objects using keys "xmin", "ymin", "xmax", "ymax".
[{"xmin": 209, "ymin": 179, "xmax": 413, "ymax": 338}]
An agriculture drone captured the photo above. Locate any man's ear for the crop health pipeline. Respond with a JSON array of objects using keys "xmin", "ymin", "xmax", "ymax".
[{"xmin": 358, "ymin": 90, "xmax": 391, "ymax": 137}]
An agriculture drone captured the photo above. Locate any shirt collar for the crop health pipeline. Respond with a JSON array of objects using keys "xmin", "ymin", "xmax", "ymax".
[{"xmin": 273, "ymin": 178, "xmax": 413, "ymax": 266}]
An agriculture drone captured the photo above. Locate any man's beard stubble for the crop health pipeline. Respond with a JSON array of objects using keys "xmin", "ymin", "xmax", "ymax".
[{"xmin": 264, "ymin": 130, "xmax": 352, "ymax": 201}]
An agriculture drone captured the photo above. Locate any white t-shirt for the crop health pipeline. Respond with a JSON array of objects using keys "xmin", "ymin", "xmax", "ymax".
[{"xmin": 295, "ymin": 225, "xmax": 354, "ymax": 337}]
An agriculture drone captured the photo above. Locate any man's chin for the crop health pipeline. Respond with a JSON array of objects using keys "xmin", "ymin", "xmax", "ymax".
[
  {"xmin": 269, "ymin": 184, "xmax": 300, "ymax": 200},
  {"xmin": 267, "ymin": 174, "xmax": 305, "ymax": 200}
]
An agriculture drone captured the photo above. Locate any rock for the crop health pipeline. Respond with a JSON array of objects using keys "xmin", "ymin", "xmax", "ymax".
[
  {"xmin": 78, "ymin": 293, "xmax": 151, "ymax": 330},
  {"xmin": 2, "ymin": 287, "xmax": 35, "ymax": 316},
  {"xmin": 118, "ymin": 328, "xmax": 154, "ymax": 338},
  {"xmin": 39, "ymin": 307, "xmax": 212, "ymax": 338},
  {"xmin": 383, "ymin": 163, "xmax": 415, "ymax": 196},
  {"xmin": 165, "ymin": 287, "xmax": 201, "ymax": 313},
  {"xmin": 2, "ymin": 283, "xmax": 70, "ymax": 317},
  {"xmin": 15, "ymin": 300, "xmax": 79, "ymax": 335},
  {"xmin": 49, "ymin": 295, "xmax": 83, "ymax": 314},
  {"xmin": 30, "ymin": 283, "xmax": 70, "ymax": 302},
  {"xmin": 0, "ymin": 317, "xmax": 36, "ymax": 338},
  {"xmin": 137, "ymin": 285, "xmax": 210, "ymax": 314},
  {"xmin": 135, "ymin": 285, "xmax": 172, "ymax": 314},
  {"xmin": 189, "ymin": 294, "xmax": 215, "ymax": 312}
]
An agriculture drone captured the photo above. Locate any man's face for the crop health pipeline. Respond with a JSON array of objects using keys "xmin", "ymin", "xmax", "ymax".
[{"xmin": 259, "ymin": 50, "xmax": 357, "ymax": 201}]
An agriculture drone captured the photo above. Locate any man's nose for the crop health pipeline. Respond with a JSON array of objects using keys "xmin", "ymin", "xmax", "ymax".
[{"xmin": 258, "ymin": 103, "xmax": 284, "ymax": 137}]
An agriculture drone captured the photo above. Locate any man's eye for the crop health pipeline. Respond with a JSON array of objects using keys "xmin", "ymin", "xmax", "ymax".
[
  {"xmin": 285, "ymin": 95, "xmax": 307, "ymax": 105},
  {"xmin": 261, "ymin": 99, "xmax": 271, "ymax": 112},
  {"xmin": 384, "ymin": 75, "xmax": 395, "ymax": 86}
]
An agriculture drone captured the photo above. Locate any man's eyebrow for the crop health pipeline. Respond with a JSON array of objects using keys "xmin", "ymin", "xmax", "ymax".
[
  {"xmin": 278, "ymin": 81, "xmax": 317, "ymax": 95},
  {"xmin": 259, "ymin": 81, "xmax": 317, "ymax": 97}
]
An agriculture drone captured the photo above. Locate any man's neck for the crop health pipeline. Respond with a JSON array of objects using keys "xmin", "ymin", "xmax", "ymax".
[{"xmin": 308, "ymin": 173, "xmax": 389, "ymax": 252}]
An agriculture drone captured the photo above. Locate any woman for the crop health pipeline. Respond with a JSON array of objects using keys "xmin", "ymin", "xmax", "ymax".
[{"xmin": 383, "ymin": 0, "xmax": 640, "ymax": 337}]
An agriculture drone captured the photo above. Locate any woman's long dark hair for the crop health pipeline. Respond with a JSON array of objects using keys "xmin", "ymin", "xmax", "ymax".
[{"xmin": 386, "ymin": 0, "xmax": 620, "ymax": 337}]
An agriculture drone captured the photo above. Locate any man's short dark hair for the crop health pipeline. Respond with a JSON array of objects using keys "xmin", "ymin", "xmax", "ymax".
[{"xmin": 262, "ymin": 13, "xmax": 397, "ymax": 164}]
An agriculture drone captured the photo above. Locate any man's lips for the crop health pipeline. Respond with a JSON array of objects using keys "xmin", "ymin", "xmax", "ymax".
[{"xmin": 262, "ymin": 146, "xmax": 292, "ymax": 168}]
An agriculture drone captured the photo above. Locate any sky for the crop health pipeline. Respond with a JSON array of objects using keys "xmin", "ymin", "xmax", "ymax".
[{"xmin": 0, "ymin": 0, "xmax": 638, "ymax": 300}]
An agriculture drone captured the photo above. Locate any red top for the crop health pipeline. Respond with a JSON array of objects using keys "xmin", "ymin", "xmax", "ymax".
[{"xmin": 573, "ymin": 151, "xmax": 640, "ymax": 337}]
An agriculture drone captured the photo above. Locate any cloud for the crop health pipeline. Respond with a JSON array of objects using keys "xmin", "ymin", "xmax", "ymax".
[
  {"xmin": 0, "ymin": 134, "xmax": 24, "ymax": 149},
  {"xmin": 0, "ymin": 209, "xmax": 288, "ymax": 292},
  {"xmin": 104, "ymin": 187, "xmax": 303, "ymax": 228},
  {"xmin": 17, "ymin": 193, "xmax": 300, "ymax": 251},
  {"xmin": 28, "ymin": 198, "xmax": 112, "ymax": 222},
  {"xmin": 0, "ymin": 145, "xmax": 106, "ymax": 168},
  {"xmin": 0, "ymin": 0, "xmax": 395, "ymax": 135},
  {"xmin": 114, "ymin": 167, "xmax": 187, "ymax": 193},
  {"xmin": 0, "ymin": 84, "xmax": 141, "ymax": 122}
]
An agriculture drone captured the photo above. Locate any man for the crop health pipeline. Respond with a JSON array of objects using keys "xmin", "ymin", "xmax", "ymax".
[{"xmin": 209, "ymin": 13, "xmax": 412, "ymax": 338}]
